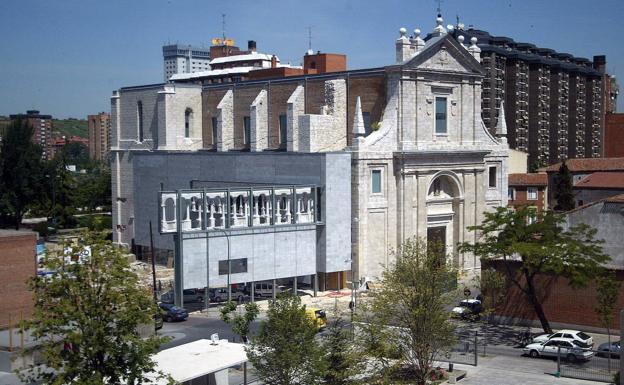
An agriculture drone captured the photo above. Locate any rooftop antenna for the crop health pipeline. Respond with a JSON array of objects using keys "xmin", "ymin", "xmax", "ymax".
[{"xmin": 221, "ymin": 13, "xmax": 226, "ymax": 40}]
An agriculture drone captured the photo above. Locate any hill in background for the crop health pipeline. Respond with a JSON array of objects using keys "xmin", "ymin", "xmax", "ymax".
[{"xmin": 53, "ymin": 118, "xmax": 88, "ymax": 138}]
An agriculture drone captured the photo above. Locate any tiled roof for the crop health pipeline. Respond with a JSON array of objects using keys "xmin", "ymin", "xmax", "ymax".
[
  {"xmin": 540, "ymin": 158, "xmax": 624, "ymax": 172},
  {"xmin": 575, "ymin": 172, "xmax": 624, "ymax": 189},
  {"xmin": 508, "ymin": 173, "xmax": 548, "ymax": 186},
  {"xmin": 566, "ymin": 193, "xmax": 624, "ymax": 214}
]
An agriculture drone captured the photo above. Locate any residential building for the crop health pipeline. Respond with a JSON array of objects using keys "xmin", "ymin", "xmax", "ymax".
[
  {"xmin": 9, "ymin": 110, "xmax": 53, "ymax": 160},
  {"xmin": 88, "ymin": 112, "xmax": 111, "ymax": 161},
  {"xmin": 540, "ymin": 157, "xmax": 624, "ymax": 207},
  {"xmin": 49, "ymin": 135, "xmax": 89, "ymax": 160},
  {"xmin": 111, "ymin": 16, "xmax": 508, "ymax": 299},
  {"xmin": 0, "ymin": 230, "xmax": 36, "ymax": 329},
  {"xmin": 163, "ymin": 44, "xmax": 211, "ymax": 81},
  {"xmin": 605, "ymin": 113, "xmax": 624, "ymax": 157},
  {"xmin": 507, "ymin": 173, "xmax": 548, "ymax": 214},
  {"xmin": 448, "ymin": 28, "xmax": 608, "ymax": 167},
  {"xmin": 573, "ymin": 171, "xmax": 624, "ymax": 207}
]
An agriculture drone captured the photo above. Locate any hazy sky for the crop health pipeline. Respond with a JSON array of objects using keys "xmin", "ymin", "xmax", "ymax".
[{"xmin": 1, "ymin": 0, "xmax": 622, "ymax": 118}]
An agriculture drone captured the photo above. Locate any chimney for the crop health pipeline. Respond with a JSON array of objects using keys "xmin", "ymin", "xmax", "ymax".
[
  {"xmin": 271, "ymin": 55, "xmax": 277, "ymax": 68},
  {"xmin": 593, "ymin": 55, "xmax": 606, "ymax": 74},
  {"xmin": 248, "ymin": 40, "xmax": 257, "ymax": 52}
]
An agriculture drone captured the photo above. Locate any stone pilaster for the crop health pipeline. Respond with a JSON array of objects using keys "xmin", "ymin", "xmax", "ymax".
[
  {"xmin": 216, "ymin": 90, "xmax": 234, "ymax": 151},
  {"xmin": 287, "ymin": 85, "xmax": 304, "ymax": 152},
  {"xmin": 250, "ymin": 89, "xmax": 268, "ymax": 152}
]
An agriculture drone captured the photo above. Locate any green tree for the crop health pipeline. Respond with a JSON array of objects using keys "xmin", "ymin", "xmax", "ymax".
[
  {"xmin": 595, "ymin": 271, "xmax": 620, "ymax": 362},
  {"xmin": 474, "ymin": 267, "xmax": 507, "ymax": 322},
  {"xmin": 48, "ymin": 151, "xmax": 78, "ymax": 228},
  {"xmin": 363, "ymin": 238, "xmax": 457, "ymax": 385},
  {"xmin": 20, "ymin": 231, "xmax": 170, "ymax": 385},
  {"xmin": 57, "ymin": 141, "xmax": 91, "ymax": 170},
  {"xmin": 75, "ymin": 161, "xmax": 112, "ymax": 212},
  {"xmin": 220, "ymin": 301, "xmax": 259, "ymax": 343},
  {"xmin": 553, "ymin": 160, "xmax": 575, "ymax": 211},
  {"xmin": 247, "ymin": 294, "xmax": 326, "ymax": 385},
  {"xmin": 459, "ymin": 206, "xmax": 609, "ymax": 333},
  {"xmin": 322, "ymin": 318, "xmax": 362, "ymax": 385},
  {"xmin": 0, "ymin": 119, "xmax": 44, "ymax": 229}
]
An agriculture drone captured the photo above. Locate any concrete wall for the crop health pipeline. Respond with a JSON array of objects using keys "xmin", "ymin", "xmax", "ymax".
[{"xmin": 566, "ymin": 200, "xmax": 624, "ymax": 269}]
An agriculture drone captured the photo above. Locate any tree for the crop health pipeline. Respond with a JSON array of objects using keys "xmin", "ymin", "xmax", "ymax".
[
  {"xmin": 322, "ymin": 318, "xmax": 362, "ymax": 385},
  {"xmin": 474, "ymin": 267, "xmax": 507, "ymax": 322},
  {"xmin": 553, "ymin": 160, "xmax": 575, "ymax": 211},
  {"xmin": 47, "ymin": 151, "xmax": 78, "ymax": 228},
  {"xmin": 595, "ymin": 271, "xmax": 620, "ymax": 362},
  {"xmin": 57, "ymin": 141, "xmax": 90, "ymax": 170},
  {"xmin": 0, "ymin": 119, "xmax": 44, "ymax": 229},
  {"xmin": 459, "ymin": 206, "xmax": 609, "ymax": 333},
  {"xmin": 20, "ymin": 231, "xmax": 171, "ymax": 384},
  {"xmin": 220, "ymin": 301, "xmax": 259, "ymax": 343},
  {"xmin": 246, "ymin": 294, "xmax": 326, "ymax": 385},
  {"xmin": 363, "ymin": 238, "xmax": 457, "ymax": 385}
]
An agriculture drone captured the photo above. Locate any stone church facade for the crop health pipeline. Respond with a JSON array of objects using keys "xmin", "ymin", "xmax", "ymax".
[{"xmin": 111, "ymin": 17, "xmax": 508, "ymax": 286}]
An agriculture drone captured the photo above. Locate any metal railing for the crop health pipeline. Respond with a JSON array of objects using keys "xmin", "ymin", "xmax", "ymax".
[
  {"xmin": 557, "ymin": 347, "xmax": 618, "ymax": 383},
  {"xmin": 439, "ymin": 334, "xmax": 479, "ymax": 366}
]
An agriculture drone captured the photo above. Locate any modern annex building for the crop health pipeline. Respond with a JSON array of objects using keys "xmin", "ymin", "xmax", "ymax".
[{"xmin": 111, "ymin": 16, "xmax": 508, "ymax": 293}]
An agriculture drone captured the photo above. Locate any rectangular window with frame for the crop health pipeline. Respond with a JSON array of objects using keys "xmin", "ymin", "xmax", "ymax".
[
  {"xmin": 279, "ymin": 114, "xmax": 287, "ymax": 145},
  {"xmin": 508, "ymin": 187, "xmax": 515, "ymax": 200},
  {"xmin": 218, "ymin": 258, "xmax": 248, "ymax": 275},
  {"xmin": 488, "ymin": 166, "xmax": 497, "ymax": 188},
  {"xmin": 435, "ymin": 97, "xmax": 447, "ymax": 134},
  {"xmin": 371, "ymin": 170, "xmax": 382, "ymax": 194},
  {"xmin": 211, "ymin": 117, "xmax": 218, "ymax": 146},
  {"xmin": 243, "ymin": 116, "xmax": 251, "ymax": 145},
  {"xmin": 527, "ymin": 187, "xmax": 538, "ymax": 200}
]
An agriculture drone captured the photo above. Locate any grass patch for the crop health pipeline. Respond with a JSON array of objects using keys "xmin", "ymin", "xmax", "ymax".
[{"xmin": 53, "ymin": 119, "xmax": 88, "ymax": 138}]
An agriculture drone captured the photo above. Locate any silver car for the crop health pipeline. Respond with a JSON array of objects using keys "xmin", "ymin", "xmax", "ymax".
[{"xmin": 523, "ymin": 338, "xmax": 594, "ymax": 362}]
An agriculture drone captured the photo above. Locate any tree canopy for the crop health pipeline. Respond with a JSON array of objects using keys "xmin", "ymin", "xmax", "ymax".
[
  {"xmin": 553, "ymin": 160, "xmax": 575, "ymax": 211},
  {"xmin": 21, "ymin": 231, "xmax": 170, "ymax": 384},
  {"xmin": 360, "ymin": 238, "xmax": 458, "ymax": 385},
  {"xmin": 247, "ymin": 294, "xmax": 326, "ymax": 385},
  {"xmin": 460, "ymin": 206, "xmax": 609, "ymax": 333},
  {"xmin": 0, "ymin": 119, "xmax": 44, "ymax": 229}
]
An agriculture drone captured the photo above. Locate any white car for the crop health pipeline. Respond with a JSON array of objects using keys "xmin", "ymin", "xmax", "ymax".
[
  {"xmin": 523, "ymin": 338, "xmax": 594, "ymax": 362},
  {"xmin": 532, "ymin": 329, "xmax": 593, "ymax": 347}
]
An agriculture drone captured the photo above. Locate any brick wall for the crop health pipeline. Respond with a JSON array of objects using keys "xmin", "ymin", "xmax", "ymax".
[
  {"xmin": 0, "ymin": 232, "xmax": 36, "ymax": 328},
  {"xmin": 347, "ymin": 75, "xmax": 385, "ymax": 146},
  {"xmin": 204, "ymin": 89, "xmax": 228, "ymax": 148},
  {"xmin": 508, "ymin": 186, "xmax": 546, "ymax": 212},
  {"xmin": 486, "ymin": 259, "xmax": 624, "ymax": 330},
  {"xmin": 268, "ymin": 83, "xmax": 299, "ymax": 149},
  {"xmin": 605, "ymin": 113, "xmax": 624, "ymax": 157},
  {"xmin": 233, "ymin": 86, "xmax": 263, "ymax": 149}
]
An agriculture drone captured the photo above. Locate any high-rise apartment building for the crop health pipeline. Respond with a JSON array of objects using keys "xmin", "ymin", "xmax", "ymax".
[
  {"xmin": 448, "ymin": 28, "xmax": 608, "ymax": 167},
  {"xmin": 88, "ymin": 112, "xmax": 111, "ymax": 161},
  {"xmin": 9, "ymin": 110, "xmax": 53, "ymax": 160},
  {"xmin": 163, "ymin": 44, "xmax": 211, "ymax": 81}
]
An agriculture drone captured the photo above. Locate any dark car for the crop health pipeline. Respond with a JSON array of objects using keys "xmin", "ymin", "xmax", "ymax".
[
  {"xmin": 159, "ymin": 303, "xmax": 189, "ymax": 322},
  {"xmin": 209, "ymin": 288, "xmax": 245, "ymax": 302},
  {"xmin": 160, "ymin": 289, "xmax": 204, "ymax": 304},
  {"xmin": 597, "ymin": 340, "xmax": 620, "ymax": 358}
]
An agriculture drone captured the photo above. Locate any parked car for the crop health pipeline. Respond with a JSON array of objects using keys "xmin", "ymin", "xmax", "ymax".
[
  {"xmin": 158, "ymin": 303, "xmax": 189, "ymax": 322},
  {"xmin": 451, "ymin": 299, "xmax": 483, "ymax": 320},
  {"xmin": 253, "ymin": 282, "xmax": 284, "ymax": 298},
  {"xmin": 532, "ymin": 329, "xmax": 593, "ymax": 347},
  {"xmin": 597, "ymin": 340, "xmax": 620, "ymax": 358},
  {"xmin": 160, "ymin": 289, "xmax": 204, "ymax": 304},
  {"xmin": 209, "ymin": 288, "xmax": 245, "ymax": 302},
  {"xmin": 523, "ymin": 338, "xmax": 594, "ymax": 362}
]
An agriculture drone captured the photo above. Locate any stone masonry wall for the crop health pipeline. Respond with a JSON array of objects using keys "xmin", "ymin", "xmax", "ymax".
[
  {"xmin": 217, "ymin": 90, "xmax": 234, "ymax": 151},
  {"xmin": 250, "ymin": 89, "xmax": 268, "ymax": 151}
]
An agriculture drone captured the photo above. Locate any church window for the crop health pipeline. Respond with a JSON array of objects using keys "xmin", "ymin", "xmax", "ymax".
[
  {"xmin": 371, "ymin": 170, "xmax": 382, "ymax": 194},
  {"xmin": 435, "ymin": 97, "xmax": 447, "ymax": 134},
  {"xmin": 279, "ymin": 114, "xmax": 287, "ymax": 145},
  {"xmin": 243, "ymin": 116, "xmax": 251, "ymax": 145},
  {"xmin": 137, "ymin": 101, "xmax": 144, "ymax": 142},
  {"xmin": 433, "ymin": 178, "xmax": 442, "ymax": 196},
  {"xmin": 488, "ymin": 166, "xmax": 497, "ymax": 188},
  {"xmin": 362, "ymin": 112, "xmax": 372, "ymax": 135},
  {"xmin": 211, "ymin": 117, "xmax": 218, "ymax": 146},
  {"xmin": 184, "ymin": 108, "xmax": 193, "ymax": 138}
]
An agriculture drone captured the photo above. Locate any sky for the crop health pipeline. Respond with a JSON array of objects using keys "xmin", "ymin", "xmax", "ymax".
[{"xmin": 0, "ymin": 0, "xmax": 622, "ymax": 119}]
